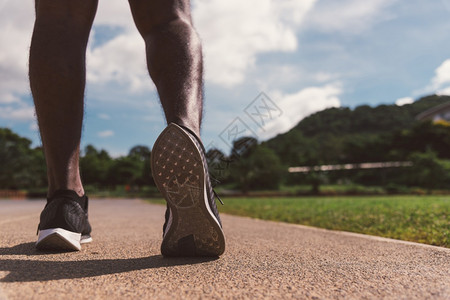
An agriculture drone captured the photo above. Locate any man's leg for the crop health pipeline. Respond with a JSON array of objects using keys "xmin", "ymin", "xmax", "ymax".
[
  {"xmin": 129, "ymin": 0, "xmax": 225, "ymax": 257},
  {"xmin": 30, "ymin": 0, "xmax": 98, "ymax": 198},
  {"xmin": 30, "ymin": 0, "xmax": 97, "ymax": 251},
  {"xmin": 129, "ymin": 0, "xmax": 203, "ymax": 136}
]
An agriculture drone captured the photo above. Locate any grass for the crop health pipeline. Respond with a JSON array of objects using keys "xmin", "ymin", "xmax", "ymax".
[
  {"xmin": 278, "ymin": 184, "xmax": 387, "ymax": 195},
  {"xmin": 147, "ymin": 195, "xmax": 449, "ymax": 247}
]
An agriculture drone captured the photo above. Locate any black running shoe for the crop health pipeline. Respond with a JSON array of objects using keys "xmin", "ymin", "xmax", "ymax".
[
  {"xmin": 36, "ymin": 190, "xmax": 92, "ymax": 251},
  {"xmin": 152, "ymin": 123, "xmax": 225, "ymax": 257}
]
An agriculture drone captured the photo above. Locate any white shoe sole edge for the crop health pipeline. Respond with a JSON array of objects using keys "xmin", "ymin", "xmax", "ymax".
[
  {"xmin": 81, "ymin": 236, "xmax": 93, "ymax": 244},
  {"xmin": 36, "ymin": 228, "xmax": 82, "ymax": 251}
]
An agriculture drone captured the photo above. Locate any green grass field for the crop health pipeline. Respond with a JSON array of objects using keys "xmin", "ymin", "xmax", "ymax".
[{"xmin": 148, "ymin": 195, "xmax": 449, "ymax": 247}]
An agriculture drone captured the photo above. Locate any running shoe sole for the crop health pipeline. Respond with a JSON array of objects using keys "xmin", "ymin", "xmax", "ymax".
[
  {"xmin": 152, "ymin": 123, "xmax": 225, "ymax": 257},
  {"xmin": 36, "ymin": 228, "xmax": 92, "ymax": 251}
]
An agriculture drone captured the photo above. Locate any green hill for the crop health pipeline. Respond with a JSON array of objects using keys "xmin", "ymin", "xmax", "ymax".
[{"xmin": 265, "ymin": 95, "xmax": 450, "ymax": 166}]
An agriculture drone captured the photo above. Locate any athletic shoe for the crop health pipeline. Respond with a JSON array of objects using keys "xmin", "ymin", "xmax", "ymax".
[
  {"xmin": 36, "ymin": 190, "xmax": 92, "ymax": 251},
  {"xmin": 152, "ymin": 123, "xmax": 225, "ymax": 257}
]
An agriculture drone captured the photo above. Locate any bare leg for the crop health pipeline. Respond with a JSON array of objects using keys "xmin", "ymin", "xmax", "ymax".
[
  {"xmin": 29, "ymin": 0, "xmax": 98, "ymax": 197},
  {"xmin": 129, "ymin": 0, "xmax": 203, "ymax": 136}
]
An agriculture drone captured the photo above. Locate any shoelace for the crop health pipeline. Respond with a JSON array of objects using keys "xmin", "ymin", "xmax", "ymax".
[
  {"xmin": 213, "ymin": 190, "xmax": 224, "ymax": 205},
  {"xmin": 210, "ymin": 175, "xmax": 224, "ymax": 205}
]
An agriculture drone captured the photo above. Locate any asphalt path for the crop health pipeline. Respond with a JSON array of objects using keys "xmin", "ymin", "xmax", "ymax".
[{"xmin": 0, "ymin": 199, "xmax": 449, "ymax": 299}]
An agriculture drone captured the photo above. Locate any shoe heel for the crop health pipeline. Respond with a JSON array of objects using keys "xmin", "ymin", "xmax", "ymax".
[
  {"xmin": 36, "ymin": 228, "xmax": 82, "ymax": 251},
  {"xmin": 152, "ymin": 124, "xmax": 225, "ymax": 256}
]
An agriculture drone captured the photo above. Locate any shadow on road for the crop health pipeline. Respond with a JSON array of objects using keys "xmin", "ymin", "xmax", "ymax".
[{"xmin": 0, "ymin": 242, "xmax": 218, "ymax": 282}]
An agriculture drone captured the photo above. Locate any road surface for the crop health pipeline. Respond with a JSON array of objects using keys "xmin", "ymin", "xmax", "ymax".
[{"xmin": 0, "ymin": 199, "xmax": 449, "ymax": 299}]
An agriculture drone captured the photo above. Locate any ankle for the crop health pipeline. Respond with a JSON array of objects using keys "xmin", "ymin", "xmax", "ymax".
[
  {"xmin": 168, "ymin": 119, "xmax": 201, "ymax": 138},
  {"xmin": 48, "ymin": 185, "xmax": 84, "ymax": 198}
]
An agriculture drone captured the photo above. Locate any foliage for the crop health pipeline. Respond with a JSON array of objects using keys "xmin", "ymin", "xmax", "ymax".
[
  {"xmin": 2, "ymin": 94, "xmax": 450, "ymax": 193},
  {"xmin": 266, "ymin": 94, "xmax": 450, "ymax": 189},
  {"xmin": 206, "ymin": 147, "xmax": 232, "ymax": 184},
  {"xmin": 407, "ymin": 151, "xmax": 450, "ymax": 191},
  {"xmin": 268, "ymin": 94, "xmax": 450, "ymax": 162},
  {"xmin": 80, "ymin": 145, "xmax": 154, "ymax": 189},
  {"xmin": 229, "ymin": 143, "xmax": 284, "ymax": 192},
  {"xmin": 80, "ymin": 145, "xmax": 113, "ymax": 187},
  {"xmin": 390, "ymin": 121, "xmax": 450, "ymax": 159},
  {"xmin": 0, "ymin": 128, "xmax": 46, "ymax": 189},
  {"xmin": 291, "ymin": 94, "xmax": 450, "ymax": 138},
  {"xmin": 0, "ymin": 133, "xmax": 155, "ymax": 191}
]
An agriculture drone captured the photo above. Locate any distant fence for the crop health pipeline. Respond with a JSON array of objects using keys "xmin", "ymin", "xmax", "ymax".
[
  {"xmin": 288, "ymin": 161, "xmax": 413, "ymax": 173},
  {"xmin": 0, "ymin": 190, "xmax": 27, "ymax": 199}
]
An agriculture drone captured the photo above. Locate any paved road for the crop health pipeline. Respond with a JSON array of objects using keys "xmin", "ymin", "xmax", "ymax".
[{"xmin": 0, "ymin": 199, "xmax": 449, "ymax": 299}]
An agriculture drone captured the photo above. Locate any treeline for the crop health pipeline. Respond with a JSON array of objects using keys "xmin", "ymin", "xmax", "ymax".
[
  {"xmin": 1, "ymin": 94, "xmax": 450, "ymax": 194},
  {"xmin": 0, "ymin": 128, "xmax": 156, "ymax": 193},
  {"xmin": 213, "ymin": 121, "xmax": 450, "ymax": 193},
  {"xmin": 208, "ymin": 94, "xmax": 450, "ymax": 192},
  {"xmin": 267, "ymin": 94, "xmax": 450, "ymax": 191},
  {"xmin": 0, "ymin": 128, "xmax": 46, "ymax": 190}
]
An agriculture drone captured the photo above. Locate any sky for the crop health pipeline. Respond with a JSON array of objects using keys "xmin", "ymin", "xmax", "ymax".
[{"xmin": 1, "ymin": 0, "xmax": 450, "ymax": 157}]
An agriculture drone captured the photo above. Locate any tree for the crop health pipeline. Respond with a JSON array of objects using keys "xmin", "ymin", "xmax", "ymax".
[
  {"xmin": 128, "ymin": 145, "xmax": 151, "ymax": 162},
  {"xmin": 395, "ymin": 121, "xmax": 450, "ymax": 159},
  {"xmin": 0, "ymin": 128, "xmax": 46, "ymax": 189},
  {"xmin": 408, "ymin": 150, "xmax": 450, "ymax": 192},
  {"xmin": 106, "ymin": 156, "xmax": 143, "ymax": 187},
  {"xmin": 27, "ymin": 146, "xmax": 48, "ymax": 189},
  {"xmin": 128, "ymin": 145, "xmax": 153, "ymax": 187},
  {"xmin": 206, "ymin": 148, "xmax": 231, "ymax": 183},
  {"xmin": 80, "ymin": 145, "xmax": 113, "ymax": 187},
  {"xmin": 230, "ymin": 136, "xmax": 257, "ymax": 159},
  {"xmin": 230, "ymin": 144, "xmax": 284, "ymax": 192}
]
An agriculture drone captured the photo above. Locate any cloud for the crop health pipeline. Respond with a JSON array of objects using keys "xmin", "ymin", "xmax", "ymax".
[
  {"xmin": 0, "ymin": 1, "xmax": 34, "ymax": 107},
  {"xmin": 417, "ymin": 58, "xmax": 450, "ymax": 96},
  {"xmin": 87, "ymin": 0, "xmax": 318, "ymax": 90},
  {"xmin": 86, "ymin": 0, "xmax": 155, "ymax": 93},
  {"xmin": 87, "ymin": 31, "xmax": 154, "ymax": 92},
  {"xmin": 98, "ymin": 113, "xmax": 111, "ymax": 120},
  {"xmin": 98, "ymin": 130, "xmax": 115, "ymax": 138},
  {"xmin": 93, "ymin": 0, "xmax": 135, "ymax": 28},
  {"xmin": 0, "ymin": 0, "xmax": 153, "ymax": 104},
  {"xmin": 29, "ymin": 121, "xmax": 39, "ymax": 131},
  {"xmin": 0, "ymin": 92, "xmax": 20, "ymax": 104},
  {"xmin": 193, "ymin": 0, "xmax": 316, "ymax": 87},
  {"xmin": 259, "ymin": 84, "xmax": 342, "ymax": 139},
  {"xmin": 437, "ymin": 87, "xmax": 450, "ymax": 96},
  {"xmin": 0, "ymin": 0, "xmax": 317, "ymax": 97},
  {"xmin": 86, "ymin": 0, "xmax": 153, "ymax": 93},
  {"xmin": 431, "ymin": 59, "xmax": 450, "ymax": 90},
  {"xmin": 305, "ymin": 0, "xmax": 396, "ymax": 34},
  {"xmin": 0, "ymin": 104, "xmax": 35, "ymax": 122},
  {"xmin": 395, "ymin": 97, "xmax": 414, "ymax": 106}
]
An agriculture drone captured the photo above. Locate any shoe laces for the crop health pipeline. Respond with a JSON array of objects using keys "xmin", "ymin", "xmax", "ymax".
[
  {"xmin": 213, "ymin": 190, "xmax": 224, "ymax": 205},
  {"xmin": 210, "ymin": 175, "xmax": 224, "ymax": 205}
]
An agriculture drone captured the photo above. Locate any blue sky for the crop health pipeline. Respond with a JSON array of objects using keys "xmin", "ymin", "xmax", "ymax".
[{"xmin": 1, "ymin": 0, "xmax": 450, "ymax": 156}]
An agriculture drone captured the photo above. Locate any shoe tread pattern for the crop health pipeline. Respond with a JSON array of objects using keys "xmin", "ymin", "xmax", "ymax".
[{"xmin": 152, "ymin": 124, "xmax": 225, "ymax": 257}]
